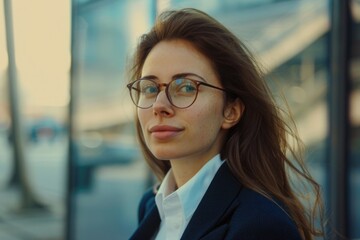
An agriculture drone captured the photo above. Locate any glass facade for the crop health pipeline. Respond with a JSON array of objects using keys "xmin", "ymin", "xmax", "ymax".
[
  {"xmin": 0, "ymin": 0, "xmax": 358, "ymax": 239},
  {"xmin": 68, "ymin": 1, "xmax": 154, "ymax": 239}
]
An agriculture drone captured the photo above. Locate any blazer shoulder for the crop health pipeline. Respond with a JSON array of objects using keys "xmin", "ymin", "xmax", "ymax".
[
  {"xmin": 227, "ymin": 188, "xmax": 302, "ymax": 240},
  {"xmin": 137, "ymin": 187, "xmax": 156, "ymax": 224}
]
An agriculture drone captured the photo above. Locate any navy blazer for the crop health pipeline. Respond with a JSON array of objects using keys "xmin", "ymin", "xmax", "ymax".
[{"xmin": 130, "ymin": 163, "xmax": 302, "ymax": 240}]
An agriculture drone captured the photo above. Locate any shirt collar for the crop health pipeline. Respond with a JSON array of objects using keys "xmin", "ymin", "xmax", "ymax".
[
  {"xmin": 155, "ymin": 154, "xmax": 224, "ymax": 221},
  {"xmin": 155, "ymin": 168, "xmax": 176, "ymax": 220}
]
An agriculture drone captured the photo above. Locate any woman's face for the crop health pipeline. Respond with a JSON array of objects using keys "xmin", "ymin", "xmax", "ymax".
[{"xmin": 138, "ymin": 39, "xmax": 231, "ymax": 164}]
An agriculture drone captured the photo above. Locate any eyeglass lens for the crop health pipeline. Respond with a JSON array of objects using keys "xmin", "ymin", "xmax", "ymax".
[{"xmin": 129, "ymin": 78, "xmax": 198, "ymax": 108}]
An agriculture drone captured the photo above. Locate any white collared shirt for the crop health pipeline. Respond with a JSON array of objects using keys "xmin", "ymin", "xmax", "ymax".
[{"xmin": 154, "ymin": 154, "xmax": 224, "ymax": 240}]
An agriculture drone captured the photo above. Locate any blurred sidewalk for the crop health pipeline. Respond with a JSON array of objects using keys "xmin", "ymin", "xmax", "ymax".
[{"xmin": 0, "ymin": 187, "xmax": 64, "ymax": 240}]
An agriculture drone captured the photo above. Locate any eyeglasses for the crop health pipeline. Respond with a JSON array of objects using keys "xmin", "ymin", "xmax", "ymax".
[{"xmin": 127, "ymin": 77, "xmax": 227, "ymax": 109}]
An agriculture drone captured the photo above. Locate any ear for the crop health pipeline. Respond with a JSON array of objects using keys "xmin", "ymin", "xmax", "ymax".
[{"xmin": 222, "ymin": 98, "xmax": 244, "ymax": 129}]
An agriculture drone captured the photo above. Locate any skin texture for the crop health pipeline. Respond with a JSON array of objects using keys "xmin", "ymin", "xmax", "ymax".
[{"xmin": 138, "ymin": 39, "xmax": 241, "ymax": 187}]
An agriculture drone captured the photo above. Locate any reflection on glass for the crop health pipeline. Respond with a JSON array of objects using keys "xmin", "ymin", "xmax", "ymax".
[{"xmin": 71, "ymin": 0, "xmax": 154, "ymax": 239}]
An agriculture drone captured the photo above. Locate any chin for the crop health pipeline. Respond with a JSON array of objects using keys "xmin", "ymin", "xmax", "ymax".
[
  {"xmin": 151, "ymin": 148, "xmax": 181, "ymax": 161},
  {"xmin": 153, "ymin": 153, "xmax": 173, "ymax": 161}
]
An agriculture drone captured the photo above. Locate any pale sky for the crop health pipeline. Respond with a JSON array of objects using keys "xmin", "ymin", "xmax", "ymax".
[{"xmin": 1, "ymin": 0, "xmax": 71, "ymax": 108}]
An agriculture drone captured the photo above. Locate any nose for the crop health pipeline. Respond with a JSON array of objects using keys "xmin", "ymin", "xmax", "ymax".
[{"xmin": 152, "ymin": 90, "xmax": 174, "ymax": 117}]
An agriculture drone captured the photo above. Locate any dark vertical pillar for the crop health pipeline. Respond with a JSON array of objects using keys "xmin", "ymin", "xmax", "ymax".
[
  {"xmin": 329, "ymin": 0, "xmax": 350, "ymax": 238},
  {"xmin": 66, "ymin": 0, "xmax": 78, "ymax": 239}
]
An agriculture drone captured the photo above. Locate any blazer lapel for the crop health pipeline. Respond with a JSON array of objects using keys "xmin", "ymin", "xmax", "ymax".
[
  {"xmin": 180, "ymin": 163, "xmax": 242, "ymax": 240},
  {"xmin": 129, "ymin": 204, "xmax": 161, "ymax": 240}
]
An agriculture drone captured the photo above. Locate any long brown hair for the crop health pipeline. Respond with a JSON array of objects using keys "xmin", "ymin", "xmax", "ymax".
[{"xmin": 128, "ymin": 8, "xmax": 324, "ymax": 240}]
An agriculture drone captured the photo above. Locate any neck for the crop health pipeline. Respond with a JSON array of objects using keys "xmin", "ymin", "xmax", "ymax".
[{"xmin": 170, "ymin": 154, "xmax": 217, "ymax": 188}]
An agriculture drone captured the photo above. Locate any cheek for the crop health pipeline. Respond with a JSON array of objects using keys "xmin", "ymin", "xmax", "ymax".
[{"xmin": 191, "ymin": 103, "xmax": 224, "ymax": 135}]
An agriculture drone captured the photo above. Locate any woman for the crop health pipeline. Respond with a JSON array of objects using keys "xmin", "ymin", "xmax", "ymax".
[{"xmin": 127, "ymin": 8, "xmax": 323, "ymax": 240}]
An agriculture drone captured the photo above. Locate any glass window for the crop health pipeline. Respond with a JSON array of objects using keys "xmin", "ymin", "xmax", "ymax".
[
  {"xmin": 70, "ymin": 0, "xmax": 155, "ymax": 239},
  {"xmin": 67, "ymin": 1, "xmax": 359, "ymax": 239}
]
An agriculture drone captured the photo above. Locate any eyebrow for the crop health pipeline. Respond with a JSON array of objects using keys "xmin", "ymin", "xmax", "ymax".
[
  {"xmin": 140, "ymin": 72, "xmax": 207, "ymax": 82},
  {"xmin": 173, "ymin": 73, "xmax": 207, "ymax": 82},
  {"xmin": 139, "ymin": 75, "xmax": 158, "ymax": 80}
]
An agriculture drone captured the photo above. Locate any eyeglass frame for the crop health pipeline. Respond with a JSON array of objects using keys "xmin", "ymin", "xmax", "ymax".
[{"xmin": 126, "ymin": 76, "xmax": 229, "ymax": 109}]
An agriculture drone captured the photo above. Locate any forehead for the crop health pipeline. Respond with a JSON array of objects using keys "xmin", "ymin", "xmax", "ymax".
[{"xmin": 141, "ymin": 40, "xmax": 219, "ymax": 83}]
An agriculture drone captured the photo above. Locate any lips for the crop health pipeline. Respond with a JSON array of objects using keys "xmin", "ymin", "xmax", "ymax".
[{"xmin": 149, "ymin": 125, "xmax": 184, "ymax": 140}]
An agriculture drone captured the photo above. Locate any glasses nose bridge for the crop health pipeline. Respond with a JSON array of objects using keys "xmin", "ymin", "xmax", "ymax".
[
  {"xmin": 156, "ymin": 82, "xmax": 171, "ymax": 99},
  {"xmin": 157, "ymin": 82, "xmax": 169, "ymax": 92},
  {"xmin": 153, "ymin": 82, "xmax": 172, "ymax": 105}
]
